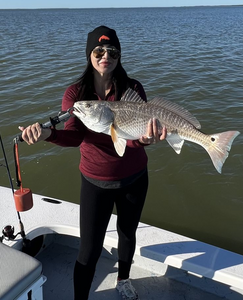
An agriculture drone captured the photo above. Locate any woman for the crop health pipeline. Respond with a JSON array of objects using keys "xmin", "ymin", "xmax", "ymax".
[{"xmin": 20, "ymin": 26, "xmax": 166, "ymax": 300}]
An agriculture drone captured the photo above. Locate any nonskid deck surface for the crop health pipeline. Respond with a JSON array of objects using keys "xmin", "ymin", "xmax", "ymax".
[{"xmin": 36, "ymin": 235, "xmax": 224, "ymax": 300}]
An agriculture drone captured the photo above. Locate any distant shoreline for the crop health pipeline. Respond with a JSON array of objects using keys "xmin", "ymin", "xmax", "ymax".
[{"xmin": 1, "ymin": 5, "xmax": 243, "ymax": 10}]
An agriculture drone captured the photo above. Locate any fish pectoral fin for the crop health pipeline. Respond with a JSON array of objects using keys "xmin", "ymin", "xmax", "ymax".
[
  {"xmin": 166, "ymin": 132, "xmax": 184, "ymax": 154},
  {"xmin": 110, "ymin": 124, "xmax": 127, "ymax": 157},
  {"xmin": 114, "ymin": 138, "xmax": 127, "ymax": 157}
]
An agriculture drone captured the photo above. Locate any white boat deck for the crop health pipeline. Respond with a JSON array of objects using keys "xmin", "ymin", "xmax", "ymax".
[
  {"xmin": 36, "ymin": 234, "xmax": 224, "ymax": 300},
  {"xmin": 1, "ymin": 186, "xmax": 243, "ymax": 300}
]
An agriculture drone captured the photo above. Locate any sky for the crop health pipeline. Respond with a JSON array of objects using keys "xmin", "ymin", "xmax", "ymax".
[{"xmin": 0, "ymin": 0, "xmax": 242, "ymax": 9}]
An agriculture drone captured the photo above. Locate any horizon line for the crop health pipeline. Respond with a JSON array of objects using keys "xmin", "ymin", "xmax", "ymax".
[{"xmin": 1, "ymin": 5, "xmax": 243, "ymax": 10}]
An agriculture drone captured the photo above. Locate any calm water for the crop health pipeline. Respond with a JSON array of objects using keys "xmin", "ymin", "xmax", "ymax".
[{"xmin": 1, "ymin": 7, "xmax": 243, "ymax": 253}]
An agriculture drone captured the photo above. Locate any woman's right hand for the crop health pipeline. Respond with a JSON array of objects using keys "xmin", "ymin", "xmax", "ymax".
[{"xmin": 18, "ymin": 122, "xmax": 52, "ymax": 145}]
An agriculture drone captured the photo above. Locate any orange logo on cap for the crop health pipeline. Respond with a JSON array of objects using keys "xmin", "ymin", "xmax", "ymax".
[{"xmin": 99, "ymin": 35, "xmax": 110, "ymax": 42}]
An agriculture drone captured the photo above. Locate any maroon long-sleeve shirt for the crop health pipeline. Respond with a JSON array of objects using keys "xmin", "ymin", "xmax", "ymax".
[{"xmin": 46, "ymin": 79, "xmax": 148, "ymax": 181}]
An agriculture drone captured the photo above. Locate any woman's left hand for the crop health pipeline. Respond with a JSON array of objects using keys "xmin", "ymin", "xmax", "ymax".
[{"xmin": 139, "ymin": 118, "xmax": 167, "ymax": 144}]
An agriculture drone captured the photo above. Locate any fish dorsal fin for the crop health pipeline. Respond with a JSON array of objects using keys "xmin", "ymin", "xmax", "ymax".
[
  {"xmin": 121, "ymin": 89, "xmax": 201, "ymax": 129},
  {"xmin": 110, "ymin": 124, "xmax": 126, "ymax": 156},
  {"xmin": 149, "ymin": 97, "xmax": 201, "ymax": 129},
  {"xmin": 120, "ymin": 88, "xmax": 145, "ymax": 103}
]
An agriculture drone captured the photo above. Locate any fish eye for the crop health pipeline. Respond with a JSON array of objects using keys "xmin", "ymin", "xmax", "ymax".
[{"xmin": 85, "ymin": 103, "xmax": 91, "ymax": 108}]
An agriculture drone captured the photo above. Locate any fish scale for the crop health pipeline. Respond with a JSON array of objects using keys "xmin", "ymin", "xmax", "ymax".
[{"xmin": 111, "ymin": 101, "xmax": 197, "ymax": 141}]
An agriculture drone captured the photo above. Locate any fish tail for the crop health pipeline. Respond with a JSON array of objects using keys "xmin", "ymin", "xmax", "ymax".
[{"xmin": 204, "ymin": 131, "xmax": 240, "ymax": 173}]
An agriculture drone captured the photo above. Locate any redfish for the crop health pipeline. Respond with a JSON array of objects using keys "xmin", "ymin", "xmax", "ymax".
[{"xmin": 73, "ymin": 89, "xmax": 240, "ymax": 173}]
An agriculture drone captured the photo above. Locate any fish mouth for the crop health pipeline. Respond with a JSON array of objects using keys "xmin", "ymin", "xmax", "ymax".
[{"xmin": 72, "ymin": 106, "xmax": 86, "ymax": 118}]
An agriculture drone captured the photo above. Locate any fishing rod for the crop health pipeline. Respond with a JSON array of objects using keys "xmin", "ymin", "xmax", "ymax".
[
  {"xmin": 1, "ymin": 108, "xmax": 74, "ymax": 249},
  {"xmin": 0, "ymin": 135, "xmax": 28, "ymax": 245}
]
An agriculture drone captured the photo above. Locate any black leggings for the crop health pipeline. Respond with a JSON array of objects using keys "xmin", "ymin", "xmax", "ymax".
[{"xmin": 73, "ymin": 171, "xmax": 148, "ymax": 300}]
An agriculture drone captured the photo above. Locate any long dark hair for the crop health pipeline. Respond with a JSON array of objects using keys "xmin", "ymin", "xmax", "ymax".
[{"xmin": 74, "ymin": 58, "xmax": 131, "ymax": 101}]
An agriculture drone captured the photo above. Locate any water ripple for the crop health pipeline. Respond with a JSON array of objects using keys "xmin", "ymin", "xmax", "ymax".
[{"xmin": 1, "ymin": 7, "xmax": 243, "ymax": 253}]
